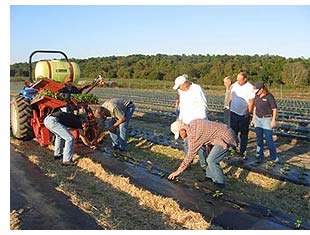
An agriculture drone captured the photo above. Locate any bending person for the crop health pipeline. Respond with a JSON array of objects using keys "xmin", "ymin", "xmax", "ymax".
[
  {"xmin": 44, "ymin": 111, "xmax": 97, "ymax": 166},
  {"xmin": 168, "ymin": 119, "xmax": 237, "ymax": 188},
  {"xmin": 94, "ymin": 98, "xmax": 135, "ymax": 151}
]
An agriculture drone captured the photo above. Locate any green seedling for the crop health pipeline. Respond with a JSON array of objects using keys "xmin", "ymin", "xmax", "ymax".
[
  {"xmin": 298, "ymin": 174, "xmax": 306, "ymax": 180},
  {"xmin": 294, "ymin": 219, "xmax": 302, "ymax": 229},
  {"xmin": 283, "ymin": 164, "xmax": 290, "ymax": 171},
  {"xmin": 212, "ymin": 190, "xmax": 223, "ymax": 198},
  {"xmin": 230, "ymin": 150, "xmax": 236, "ymax": 156},
  {"xmin": 266, "ymin": 209, "xmax": 272, "ymax": 217},
  {"xmin": 157, "ymin": 172, "xmax": 165, "ymax": 178},
  {"xmin": 279, "ymin": 168, "xmax": 286, "ymax": 175},
  {"xmin": 267, "ymin": 160, "xmax": 276, "ymax": 167},
  {"xmin": 194, "ymin": 182, "xmax": 200, "ymax": 190}
]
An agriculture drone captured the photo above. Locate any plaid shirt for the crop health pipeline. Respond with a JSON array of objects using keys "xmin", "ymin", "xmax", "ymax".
[{"xmin": 177, "ymin": 119, "xmax": 237, "ymax": 173}]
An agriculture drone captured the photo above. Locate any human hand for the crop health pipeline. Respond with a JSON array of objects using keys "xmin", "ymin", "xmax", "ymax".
[
  {"xmin": 109, "ymin": 126, "xmax": 117, "ymax": 133},
  {"xmin": 89, "ymin": 145, "xmax": 97, "ymax": 150},
  {"xmin": 168, "ymin": 170, "xmax": 180, "ymax": 180}
]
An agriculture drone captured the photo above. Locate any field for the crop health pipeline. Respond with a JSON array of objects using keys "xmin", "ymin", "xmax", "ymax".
[{"xmin": 10, "ymin": 80, "xmax": 310, "ymax": 230}]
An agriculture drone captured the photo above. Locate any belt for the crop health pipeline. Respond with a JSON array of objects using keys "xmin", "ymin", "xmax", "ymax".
[{"xmin": 258, "ymin": 115, "xmax": 272, "ymax": 118}]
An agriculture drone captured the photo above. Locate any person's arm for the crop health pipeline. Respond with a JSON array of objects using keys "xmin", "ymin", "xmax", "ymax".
[
  {"xmin": 91, "ymin": 120, "xmax": 105, "ymax": 144},
  {"xmin": 250, "ymin": 106, "xmax": 256, "ymax": 127},
  {"xmin": 109, "ymin": 116, "xmax": 126, "ymax": 132},
  {"xmin": 174, "ymin": 93, "xmax": 180, "ymax": 109},
  {"xmin": 79, "ymin": 130, "xmax": 97, "ymax": 150},
  {"xmin": 168, "ymin": 135, "xmax": 202, "ymax": 180},
  {"xmin": 271, "ymin": 108, "xmax": 277, "ymax": 128},
  {"xmin": 247, "ymin": 98, "xmax": 254, "ymax": 116}
]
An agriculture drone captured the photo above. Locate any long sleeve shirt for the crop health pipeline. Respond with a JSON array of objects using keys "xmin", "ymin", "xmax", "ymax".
[{"xmin": 177, "ymin": 119, "xmax": 237, "ymax": 173}]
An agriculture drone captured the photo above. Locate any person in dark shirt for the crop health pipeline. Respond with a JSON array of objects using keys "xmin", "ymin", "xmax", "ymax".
[
  {"xmin": 59, "ymin": 76, "xmax": 81, "ymax": 113},
  {"xmin": 60, "ymin": 76, "xmax": 81, "ymax": 99},
  {"xmin": 44, "ymin": 111, "xmax": 96, "ymax": 166},
  {"xmin": 250, "ymin": 81, "xmax": 278, "ymax": 163}
]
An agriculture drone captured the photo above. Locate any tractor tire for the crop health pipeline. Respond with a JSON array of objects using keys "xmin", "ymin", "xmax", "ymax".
[{"xmin": 10, "ymin": 95, "xmax": 34, "ymax": 140}]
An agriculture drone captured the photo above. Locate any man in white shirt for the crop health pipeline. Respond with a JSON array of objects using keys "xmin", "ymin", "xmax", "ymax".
[
  {"xmin": 229, "ymin": 72, "xmax": 255, "ymax": 159},
  {"xmin": 173, "ymin": 74, "xmax": 208, "ymax": 170}
]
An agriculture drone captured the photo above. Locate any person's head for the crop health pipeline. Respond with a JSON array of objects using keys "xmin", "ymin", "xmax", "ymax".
[
  {"xmin": 223, "ymin": 76, "xmax": 232, "ymax": 88},
  {"xmin": 94, "ymin": 106, "xmax": 109, "ymax": 120},
  {"xmin": 254, "ymin": 81, "xmax": 268, "ymax": 95},
  {"xmin": 170, "ymin": 120, "xmax": 187, "ymax": 139},
  {"xmin": 64, "ymin": 76, "xmax": 73, "ymax": 88},
  {"xmin": 237, "ymin": 72, "xmax": 248, "ymax": 86},
  {"xmin": 173, "ymin": 74, "xmax": 189, "ymax": 91},
  {"xmin": 81, "ymin": 118, "xmax": 89, "ymax": 130}
]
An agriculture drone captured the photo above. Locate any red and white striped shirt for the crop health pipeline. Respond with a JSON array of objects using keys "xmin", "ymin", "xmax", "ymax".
[{"xmin": 178, "ymin": 119, "xmax": 237, "ymax": 173}]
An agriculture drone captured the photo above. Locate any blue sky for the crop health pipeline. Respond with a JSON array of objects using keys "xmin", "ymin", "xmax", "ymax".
[{"xmin": 10, "ymin": 5, "xmax": 310, "ymax": 63}]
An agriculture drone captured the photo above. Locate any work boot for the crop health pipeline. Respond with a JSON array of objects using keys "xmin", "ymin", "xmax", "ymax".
[
  {"xmin": 54, "ymin": 154, "xmax": 63, "ymax": 160},
  {"xmin": 62, "ymin": 160, "xmax": 77, "ymax": 166}
]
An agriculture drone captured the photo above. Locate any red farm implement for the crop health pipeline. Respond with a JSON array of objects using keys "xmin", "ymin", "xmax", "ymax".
[{"xmin": 10, "ymin": 50, "xmax": 104, "ymax": 146}]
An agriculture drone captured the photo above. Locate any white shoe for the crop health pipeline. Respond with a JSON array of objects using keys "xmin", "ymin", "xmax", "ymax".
[{"xmin": 274, "ymin": 157, "xmax": 279, "ymax": 162}]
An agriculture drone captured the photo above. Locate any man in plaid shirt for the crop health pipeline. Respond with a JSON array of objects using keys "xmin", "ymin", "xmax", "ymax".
[{"xmin": 168, "ymin": 119, "xmax": 237, "ymax": 188}]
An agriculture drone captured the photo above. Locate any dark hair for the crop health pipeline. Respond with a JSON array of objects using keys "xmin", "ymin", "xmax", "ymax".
[
  {"xmin": 95, "ymin": 106, "xmax": 109, "ymax": 117},
  {"xmin": 238, "ymin": 71, "xmax": 248, "ymax": 79}
]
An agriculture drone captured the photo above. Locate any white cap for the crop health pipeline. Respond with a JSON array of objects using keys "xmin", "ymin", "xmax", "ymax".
[
  {"xmin": 170, "ymin": 120, "xmax": 186, "ymax": 139},
  {"xmin": 173, "ymin": 75, "xmax": 187, "ymax": 90}
]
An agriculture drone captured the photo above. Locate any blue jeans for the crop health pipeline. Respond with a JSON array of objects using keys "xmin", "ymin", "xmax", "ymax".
[
  {"xmin": 205, "ymin": 145, "xmax": 228, "ymax": 184},
  {"xmin": 44, "ymin": 115, "xmax": 74, "ymax": 163},
  {"xmin": 107, "ymin": 105, "xmax": 135, "ymax": 151},
  {"xmin": 230, "ymin": 111, "xmax": 250, "ymax": 153},
  {"xmin": 223, "ymin": 108, "xmax": 231, "ymax": 126},
  {"xmin": 254, "ymin": 116, "xmax": 278, "ymax": 161},
  {"xmin": 183, "ymin": 138, "xmax": 207, "ymax": 167}
]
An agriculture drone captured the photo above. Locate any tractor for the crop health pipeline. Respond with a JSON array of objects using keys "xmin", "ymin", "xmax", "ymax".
[{"xmin": 10, "ymin": 50, "xmax": 104, "ymax": 146}]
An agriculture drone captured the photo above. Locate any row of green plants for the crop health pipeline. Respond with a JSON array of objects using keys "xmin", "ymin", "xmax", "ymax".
[{"xmin": 34, "ymin": 90, "xmax": 99, "ymax": 104}]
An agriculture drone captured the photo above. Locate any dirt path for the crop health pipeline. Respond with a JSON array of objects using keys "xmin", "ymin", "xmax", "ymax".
[{"xmin": 10, "ymin": 145, "xmax": 101, "ymax": 230}]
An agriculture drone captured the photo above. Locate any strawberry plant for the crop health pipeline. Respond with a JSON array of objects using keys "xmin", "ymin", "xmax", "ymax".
[
  {"xmin": 212, "ymin": 190, "xmax": 223, "ymax": 198},
  {"xmin": 34, "ymin": 90, "xmax": 66, "ymax": 101},
  {"xmin": 283, "ymin": 164, "xmax": 290, "ymax": 171},
  {"xmin": 71, "ymin": 93, "xmax": 99, "ymax": 104},
  {"xmin": 279, "ymin": 168, "xmax": 286, "ymax": 175},
  {"xmin": 294, "ymin": 219, "xmax": 302, "ymax": 229},
  {"xmin": 157, "ymin": 172, "xmax": 165, "ymax": 178},
  {"xmin": 194, "ymin": 182, "xmax": 200, "ymax": 190}
]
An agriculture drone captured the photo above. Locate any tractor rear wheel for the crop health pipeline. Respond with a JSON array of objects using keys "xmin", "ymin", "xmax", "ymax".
[{"xmin": 10, "ymin": 95, "xmax": 34, "ymax": 140}]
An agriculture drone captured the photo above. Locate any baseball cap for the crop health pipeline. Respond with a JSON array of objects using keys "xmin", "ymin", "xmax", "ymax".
[
  {"xmin": 170, "ymin": 120, "xmax": 186, "ymax": 139},
  {"xmin": 254, "ymin": 81, "xmax": 265, "ymax": 90},
  {"xmin": 64, "ymin": 76, "xmax": 73, "ymax": 84},
  {"xmin": 173, "ymin": 75, "xmax": 187, "ymax": 90}
]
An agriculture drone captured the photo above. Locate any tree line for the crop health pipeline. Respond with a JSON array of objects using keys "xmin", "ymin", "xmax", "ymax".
[{"xmin": 10, "ymin": 54, "xmax": 310, "ymax": 87}]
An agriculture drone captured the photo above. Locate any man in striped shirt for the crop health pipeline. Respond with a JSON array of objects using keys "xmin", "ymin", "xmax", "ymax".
[{"xmin": 168, "ymin": 119, "xmax": 237, "ymax": 188}]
